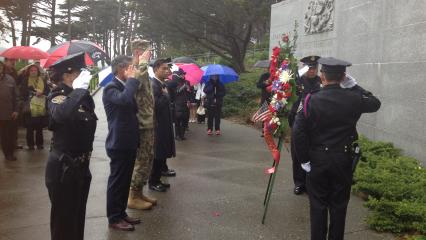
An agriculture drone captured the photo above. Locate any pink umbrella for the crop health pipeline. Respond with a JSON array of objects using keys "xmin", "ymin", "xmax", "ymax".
[
  {"xmin": 171, "ymin": 63, "xmax": 203, "ymax": 85},
  {"xmin": 0, "ymin": 46, "xmax": 49, "ymax": 60}
]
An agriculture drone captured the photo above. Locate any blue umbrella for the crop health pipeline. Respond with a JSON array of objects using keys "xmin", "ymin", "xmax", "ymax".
[
  {"xmin": 201, "ymin": 64, "xmax": 239, "ymax": 84},
  {"xmin": 99, "ymin": 66, "xmax": 114, "ymax": 87}
]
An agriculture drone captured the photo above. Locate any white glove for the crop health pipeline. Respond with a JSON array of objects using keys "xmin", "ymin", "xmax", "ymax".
[
  {"xmin": 72, "ymin": 69, "xmax": 92, "ymax": 89},
  {"xmin": 340, "ymin": 73, "xmax": 358, "ymax": 88},
  {"xmin": 298, "ymin": 66, "xmax": 309, "ymax": 76},
  {"xmin": 301, "ymin": 162, "xmax": 311, "ymax": 173}
]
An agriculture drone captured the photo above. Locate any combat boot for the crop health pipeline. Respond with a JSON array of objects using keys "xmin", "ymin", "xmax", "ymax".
[
  {"xmin": 141, "ymin": 193, "xmax": 157, "ymax": 206},
  {"xmin": 128, "ymin": 190, "xmax": 153, "ymax": 210}
]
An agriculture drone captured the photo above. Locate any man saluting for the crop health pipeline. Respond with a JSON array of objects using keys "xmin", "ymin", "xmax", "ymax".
[{"xmin": 293, "ymin": 57, "xmax": 381, "ymax": 240}]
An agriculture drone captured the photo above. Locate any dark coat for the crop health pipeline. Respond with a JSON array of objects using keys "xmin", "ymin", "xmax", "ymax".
[
  {"xmin": 203, "ymin": 80, "xmax": 226, "ymax": 108},
  {"xmin": 293, "ymin": 84, "xmax": 381, "ymax": 164},
  {"xmin": 103, "ymin": 78, "xmax": 140, "ymax": 150},
  {"xmin": 256, "ymin": 72, "xmax": 271, "ymax": 104},
  {"xmin": 152, "ymin": 77, "xmax": 176, "ymax": 159},
  {"xmin": 48, "ymin": 83, "xmax": 97, "ymax": 154},
  {"xmin": 174, "ymin": 79, "xmax": 190, "ymax": 118},
  {"xmin": 288, "ymin": 75, "xmax": 321, "ymax": 127}
]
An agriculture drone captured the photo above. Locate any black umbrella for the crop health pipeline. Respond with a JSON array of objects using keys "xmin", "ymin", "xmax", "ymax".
[
  {"xmin": 172, "ymin": 56, "xmax": 199, "ymax": 65},
  {"xmin": 253, "ymin": 60, "xmax": 270, "ymax": 68}
]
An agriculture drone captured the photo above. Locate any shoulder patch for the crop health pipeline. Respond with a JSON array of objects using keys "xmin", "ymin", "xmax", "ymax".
[{"xmin": 51, "ymin": 95, "xmax": 66, "ymax": 104}]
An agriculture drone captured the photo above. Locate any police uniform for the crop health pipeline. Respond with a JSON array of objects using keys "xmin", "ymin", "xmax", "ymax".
[
  {"xmin": 289, "ymin": 55, "xmax": 321, "ymax": 195},
  {"xmin": 45, "ymin": 53, "xmax": 97, "ymax": 240},
  {"xmin": 292, "ymin": 57, "xmax": 381, "ymax": 240}
]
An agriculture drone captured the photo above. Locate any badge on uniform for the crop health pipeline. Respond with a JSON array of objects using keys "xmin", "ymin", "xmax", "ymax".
[
  {"xmin": 297, "ymin": 101, "xmax": 303, "ymax": 113},
  {"xmin": 51, "ymin": 95, "xmax": 67, "ymax": 104},
  {"xmin": 78, "ymin": 105, "xmax": 86, "ymax": 112}
]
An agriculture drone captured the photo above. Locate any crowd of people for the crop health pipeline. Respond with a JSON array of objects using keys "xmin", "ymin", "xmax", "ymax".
[
  {"xmin": 0, "ymin": 39, "xmax": 228, "ymax": 239},
  {"xmin": 0, "ymin": 58, "xmax": 55, "ymax": 161}
]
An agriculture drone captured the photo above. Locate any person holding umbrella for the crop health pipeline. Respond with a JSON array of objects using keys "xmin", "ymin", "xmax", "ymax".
[
  {"xmin": 45, "ymin": 53, "xmax": 97, "ymax": 240},
  {"xmin": 204, "ymin": 75, "xmax": 226, "ymax": 135}
]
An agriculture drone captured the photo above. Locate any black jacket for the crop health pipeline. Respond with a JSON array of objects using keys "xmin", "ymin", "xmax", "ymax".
[
  {"xmin": 48, "ymin": 83, "xmax": 97, "ymax": 154},
  {"xmin": 152, "ymin": 77, "xmax": 176, "ymax": 159},
  {"xmin": 288, "ymin": 75, "xmax": 321, "ymax": 127},
  {"xmin": 203, "ymin": 80, "xmax": 226, "ymax": 108},
  {"xmin": 256, "ymin": 72, "xmax": 271, "ymax": 104},
  {"xmin": 292, "ymin": 84, "xmax": 381, "ymax": 164}
]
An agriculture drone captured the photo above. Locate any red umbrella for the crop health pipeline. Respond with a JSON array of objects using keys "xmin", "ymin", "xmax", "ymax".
[
  {"xmin": 0, "ymin": 46, "xmax": 49, "ymax": 60},
  {"xmin": 168, "ymin": 63, "xmax": 203, "ymax": 85}
]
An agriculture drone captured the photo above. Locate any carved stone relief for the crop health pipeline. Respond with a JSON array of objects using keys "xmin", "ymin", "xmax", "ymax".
[{"xmin": 304, "ymin": 0, "xmax": 335, "ymax": 34}]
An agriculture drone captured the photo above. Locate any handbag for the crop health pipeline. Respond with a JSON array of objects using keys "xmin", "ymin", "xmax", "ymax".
[
  {"xmin": 30, "ymin": 95, "xmax": 47, "ymax": 117},
  {"xmin": 197, "ymin": 105, "xmax": 206, "ymax": 116}
]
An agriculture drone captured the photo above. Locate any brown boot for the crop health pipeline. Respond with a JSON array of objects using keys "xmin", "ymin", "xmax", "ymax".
[
  {"xmin": 128, "ymin": 190, "xmax": 153, "ymax": 210},
  {"xmin": 141, "ymin": 193, "xmax": 157, "ymax": 206}
]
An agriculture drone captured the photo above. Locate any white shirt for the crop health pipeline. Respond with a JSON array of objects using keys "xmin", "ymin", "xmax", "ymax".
[{"xmin": 116, "ymin": 77, "xmax": 126, "ymax": 86}]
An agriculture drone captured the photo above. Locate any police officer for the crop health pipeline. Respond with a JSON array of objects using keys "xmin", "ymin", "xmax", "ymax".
[
  {"xmin": 289, "ymin": 55, "xmax": 321, "ymax": 195},
  {"xmin": 293, "ymin": 57, "xmax": 381, "ymax": 240},
  {"xmin": 45, "ymin": 53, "xmax": 97, "ymax": 240}
]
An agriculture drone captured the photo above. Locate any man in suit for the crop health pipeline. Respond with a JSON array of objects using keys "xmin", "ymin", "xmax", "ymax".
[
  {"xmin": 149, "ymin": 58, "xmax": 176, "ymax": 192},
  {"xmin": 103, "ymin": 55, "xmax": 141, "ymax": 231},
  {"xmin": 293, "ymin": 57, "xmax": 381, "ymax": 240}
]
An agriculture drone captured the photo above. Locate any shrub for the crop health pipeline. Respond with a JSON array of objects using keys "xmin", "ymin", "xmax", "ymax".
[
  {"xmin": 222, "ymin": 68, "xmax": 264, "ymax": 123},
  {"xmin": 353, "ymin": 136, "xmax": 426, "ymax": 235}
]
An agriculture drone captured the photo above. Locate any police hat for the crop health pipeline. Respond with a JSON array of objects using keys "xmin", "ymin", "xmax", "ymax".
[
  {"xmin": 318, "ymin": 57, "xmax": 352, "ymax": 73},
  {"xmin": 49, "ymin": 52, "xmax": 86, "ymax": 73},
  {"xmin": 300, "ymin": 55, "xmax": 320, "ymax": 68}
]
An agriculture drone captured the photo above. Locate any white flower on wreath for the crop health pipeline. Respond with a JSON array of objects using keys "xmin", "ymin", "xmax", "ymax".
[
  {"xmin": 279, "ymin": 71, "xmax": 292, "ymax": 83},
  {"xmin": 271, "ymin": 115, "xmax": 281, "ymax": 126}
]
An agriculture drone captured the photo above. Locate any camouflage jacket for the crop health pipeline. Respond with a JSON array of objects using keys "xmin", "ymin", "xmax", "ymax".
[{"xmin": 135, "ymin": 61, "xmax": 154, "ymax": 130}]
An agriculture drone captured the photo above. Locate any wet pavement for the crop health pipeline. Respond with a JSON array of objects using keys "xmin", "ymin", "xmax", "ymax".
[{"xmin": 0, "ymin": 91, "xmax": 395, "ymax": 240}]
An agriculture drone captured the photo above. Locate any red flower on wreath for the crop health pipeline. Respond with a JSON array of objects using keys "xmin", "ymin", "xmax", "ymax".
[{"xmin": 282, "ymin": 34, "xmax": 289, "ymax": 43}]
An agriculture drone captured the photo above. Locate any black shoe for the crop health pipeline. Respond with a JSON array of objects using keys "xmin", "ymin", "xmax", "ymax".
[
  {"xmin": 16, "ymin": 145, "xmax": 24, "ymax": 150},
  {"xmin": 160, "ymin": 182, "xmax": 170, "ymax": 188},
  {"xmin": 37, "ymin": 145, "xmax": 44, "ymax": 150},
  {"xmin": 294, "ymin": 186, "xmax": 305, "ymax": 195},
  {"xmin": 149, "ymin": 183, "xmax": 167, "ymax": 192},
  {"xmin": 161, "ymin": 169, "xmax": 176, "ymax": 177}
]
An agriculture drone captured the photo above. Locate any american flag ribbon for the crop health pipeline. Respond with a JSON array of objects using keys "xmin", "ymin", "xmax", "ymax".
[{"xmin": 251, "ymin": 101, "xmax": 271, "ymax": 122}]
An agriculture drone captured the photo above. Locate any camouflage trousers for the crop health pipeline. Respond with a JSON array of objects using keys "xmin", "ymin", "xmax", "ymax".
[{"xmin": 130, "ymin": 129, "xmax": 154, "ymax": 191}]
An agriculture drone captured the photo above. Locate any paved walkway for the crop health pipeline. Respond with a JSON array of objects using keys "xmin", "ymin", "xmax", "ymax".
[{"xmin": 0, "ymin": 91, "xmax": 395, "ymax": 240}]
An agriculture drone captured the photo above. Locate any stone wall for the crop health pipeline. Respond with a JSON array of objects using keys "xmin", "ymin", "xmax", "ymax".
[{"xmin": 270, "ymin": 0, "xmax": 426, "ymax": 163}]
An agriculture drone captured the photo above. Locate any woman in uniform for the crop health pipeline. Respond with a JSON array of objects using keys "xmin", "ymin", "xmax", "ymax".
[{"xmin": 45, "ymin": 52, "xmax": 97, "ymax": 240}]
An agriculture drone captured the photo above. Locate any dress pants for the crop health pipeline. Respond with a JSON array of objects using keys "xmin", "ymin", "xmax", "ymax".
[
  {"xmin": 306, "ymin": 151, "xmax": 353, "ymax": 240},
  {"xmin": 0, "ymin": 120, "xmax": 17, "ymax": 158},
  {"xmin": 150, "ymin": 157, "xmax": 167, "ymax": 184},
  {"xmin": 45, "ymin": 151, "xmax": 92, "ymax": 240},
  {"xmin": 207, "ymin": 104, "xmax": 222, "ymax": 131},
  {"xmin": 175, "ymin": 115, "xmax": 186, "ymax": 139},
  {"xmin": 106, "ymin": 149, "xmax": 136, "ymax": 224},
  {"xmin": 26, "ymin": 117, "xmax": 44, "ymax": 148},
  {"xmin": 291, "ymin": 130, "xmax": 306, "ymax": 187}
]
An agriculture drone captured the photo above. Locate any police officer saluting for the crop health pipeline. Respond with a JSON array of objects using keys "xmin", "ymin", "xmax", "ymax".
[
  {"xmin": 289, "ymin": 55, "xmax": 321, "ymax": 195},
  {"xmin": 293, "ymin": 57, "xmax": 381, "ymax": 240},
  {"xmin": 45, "ymin": 53, "xmax": 97, "ymax": 240}
]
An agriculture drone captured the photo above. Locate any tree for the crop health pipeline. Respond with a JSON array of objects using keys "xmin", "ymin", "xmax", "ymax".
[{"xmin": 139, "ymin": 0, "xmax": 272, "ymax": 72}]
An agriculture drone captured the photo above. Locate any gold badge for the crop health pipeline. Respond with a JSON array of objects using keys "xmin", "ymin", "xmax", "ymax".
[
  {"xmin": 311, "ymin": 56, "xmax": 315, "ymax": 61},
  {"xmin": 51, "ymin": 95, "xmax": 66, "ymax": 104}
]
